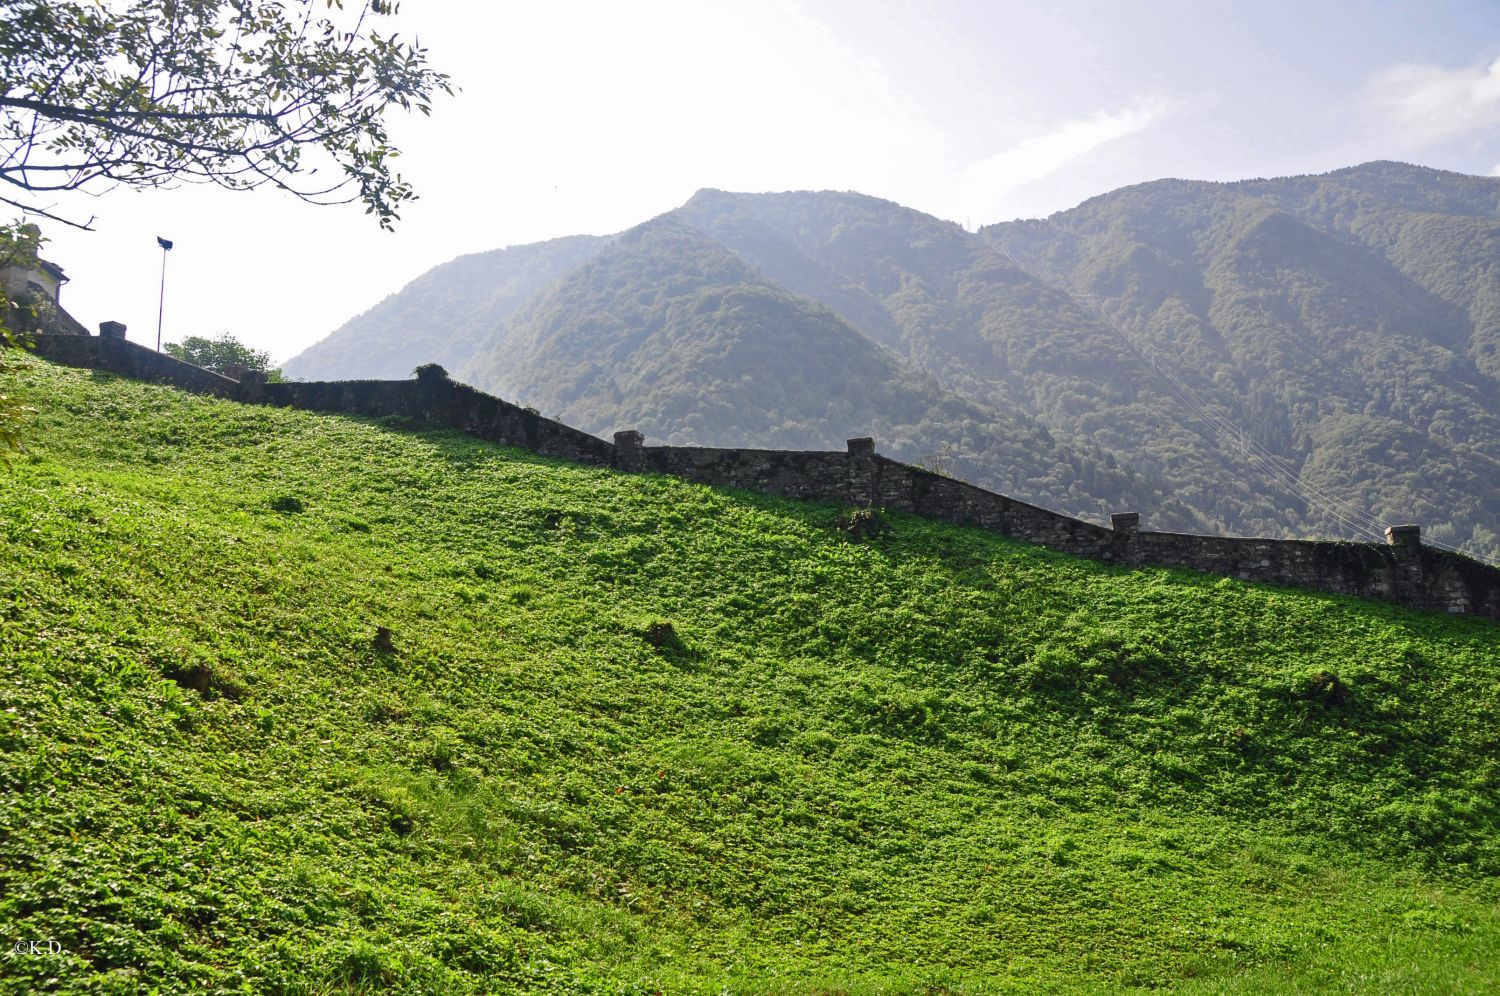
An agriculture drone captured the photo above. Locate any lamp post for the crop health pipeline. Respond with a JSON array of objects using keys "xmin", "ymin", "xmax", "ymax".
[{"xmin": 155, "ymin": 236, "xmax": 173, "ymax": 351}]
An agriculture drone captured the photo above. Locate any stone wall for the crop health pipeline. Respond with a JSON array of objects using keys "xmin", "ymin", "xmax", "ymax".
[
  {"xmin": 19, "ymin": 333, "xmax": 1500, "ymax": 622},
  {"xmin": 1130, "ymin": 527, "xmax": 1500, "ymax": 619},
  {"xmin": 30, "ymin": 331, "xmax": 240, "ymax": 396},
  {"xmin": 259, "ymin": 374, "xmax": 614, "ymax": 467},
  {"xmin": 8, "ymin": 294, "xmax": 90, "ymax": 337},
  {"xmin": 633, "ymin": 442, "xmax": 855, "ymax": 502},
  {"xmin": 27, "ymin": 336, "xmax": 614, "ymax": 466},
  {"xmin": 867, "ymin": 453, "xmax": 1121, "ymax": 562}
]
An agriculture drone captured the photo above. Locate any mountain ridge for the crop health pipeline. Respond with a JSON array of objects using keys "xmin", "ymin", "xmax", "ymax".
[
  {"xmin": 983, "ymin": 160, "xmax": 1500, "ymax": 556},
  {"xmin": 461, "ymin": 214, "xmax": 1190, "ymax": 525},
  {"xmin": 286, "ymin": 161, "xmax": 1500, "ymax": 558},
  {"xmin": 282, "ymin": 233, "xmax": 611, "ymax": 382}
]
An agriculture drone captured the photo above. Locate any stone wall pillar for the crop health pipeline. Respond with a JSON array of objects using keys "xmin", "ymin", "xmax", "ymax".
[
  {"xmin": 410, "ymin": 363, "xmax": 453, "ymax": 422},
  {"xmin": 614, "ymin": 430, "xmax": 645, "ymax": 472},
  {"xmin": 235, "ymin": 369, "xmax": 267, "ymax": 404},
  {"xmin": 98, "ymin": 321, "xmax": 127, "ymax": 339},
  {"xmin": 846, "ymin": 437, "xmax": 876, "ymax": 507},
  {"xmin": 1385, "ymin": 524, "xmax": 1420, "ymax": 553},
  {"xmin": 1384, "ymin": 523, "xmax": 1427, "ymax": 609},
  {"xmin": 1111, "ymin": 511, "xmax": 1140, "ymax": 566}
]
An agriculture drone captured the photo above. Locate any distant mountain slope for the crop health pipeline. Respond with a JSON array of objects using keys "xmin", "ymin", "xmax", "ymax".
[
  {"xmin": 1245, "ymin": 161, "xmax": 1500, "ymax": 382},
  {"xmin": 985, "ymin": 161, "xmax": 1500, "ymax": 557},
  {"xmin": 463, "ymin": 216, "xmax": 1196, "ymax": 525},
  {"xmin": 282, "ymin": 234, "xmax": 609, "ymax": 381},
  {"xmin": 290, "ymin": 162, "xmax": 1500, "ymax": 559},
  {"xmin": 673, "ymin": 188, "xmax": 1334, "ymax": 539}
]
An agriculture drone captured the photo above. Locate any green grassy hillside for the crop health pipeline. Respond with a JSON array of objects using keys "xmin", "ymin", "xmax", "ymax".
[{"xmin": 2, "ymin": 361, "xmax": 1497, "ymax": 994}]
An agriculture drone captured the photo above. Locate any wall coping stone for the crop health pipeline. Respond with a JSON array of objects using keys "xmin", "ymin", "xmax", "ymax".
[{"xmin": 1386, "ymin": 524, "xmax": 1421, "ymax": 547}]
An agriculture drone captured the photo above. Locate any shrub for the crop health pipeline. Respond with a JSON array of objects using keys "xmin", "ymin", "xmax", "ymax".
[
  {"xmin": 642, "ymin": 619, "xmax": 682, "ymax": 652},
  {"xmin": 164, "ymin": 332, "xmax": 284, "ymax": 380},
  {"xmin": 1307, "ymin": 670, "xmax": 1349, "ymax": 707},
  {"xmin": 836, "ymin": 507, "xmax": 889, "ymax": 542}
]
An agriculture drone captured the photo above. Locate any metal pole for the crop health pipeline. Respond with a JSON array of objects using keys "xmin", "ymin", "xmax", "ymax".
[{"xmin": 155, "ymin": 236, "xmax": 173, "ymax": 351}]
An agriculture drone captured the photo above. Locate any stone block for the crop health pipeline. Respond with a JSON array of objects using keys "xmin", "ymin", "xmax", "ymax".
[{"xmin": 1385, "ymin": 524, "xmax": 1420, "ymax": 548}]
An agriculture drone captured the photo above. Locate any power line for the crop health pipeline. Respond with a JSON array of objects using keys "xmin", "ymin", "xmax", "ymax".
[{"xmin": 1078, "ymin": 294, "xmax": 1382, "ymax": 534}]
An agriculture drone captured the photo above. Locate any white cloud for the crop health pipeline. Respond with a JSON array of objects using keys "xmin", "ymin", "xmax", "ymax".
[
  {"xmin": 943, "ymin": 97, "xmax": 1173, "ymax": 219},
  {"xmin": 1365, "ymin": 57, "xmax": 1500, "ymax": 146}
]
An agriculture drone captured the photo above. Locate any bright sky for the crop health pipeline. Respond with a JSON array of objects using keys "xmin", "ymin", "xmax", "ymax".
[{"xmin": 27, "ymin": 0, "xmax": 1500, "ymax": 364}]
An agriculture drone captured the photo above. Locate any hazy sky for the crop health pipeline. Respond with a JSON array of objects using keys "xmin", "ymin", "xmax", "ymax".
[{"xmin": 27, "ymin": 0, "xmax": 1500, "ymax": 363}]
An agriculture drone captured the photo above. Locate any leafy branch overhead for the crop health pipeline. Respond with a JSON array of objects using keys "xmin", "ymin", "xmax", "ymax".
[{"xmin": 0, "ymin": 0, "xmax": 453, "ymax": 230}]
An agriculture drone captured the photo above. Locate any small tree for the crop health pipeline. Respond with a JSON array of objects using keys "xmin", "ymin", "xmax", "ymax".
[{"xmin": 165, "ymin": 332, "xmax": 283, "ymax": 380}]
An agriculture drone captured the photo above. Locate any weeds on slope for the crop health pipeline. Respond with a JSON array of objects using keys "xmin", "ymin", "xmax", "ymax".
[{"xmin": 0, "ymin": 362, "xmax": 1496, "ymax": 994}]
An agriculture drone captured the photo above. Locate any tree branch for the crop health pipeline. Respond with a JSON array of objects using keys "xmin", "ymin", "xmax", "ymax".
[
  {"xmin": 0, "ymin": 192, "xmax": 95, "ymax": 230},
  {"xmin": 0, "ymin": 0, "xmax": 451, "ymax": 227},
  {"xmin": 0, "ymin": 95, "xmax": 277, "ymax": 124}
]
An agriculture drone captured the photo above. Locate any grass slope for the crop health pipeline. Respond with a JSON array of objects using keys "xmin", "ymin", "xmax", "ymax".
[{"xmin": 2, "ymin": 361, "xmax": 1497, "ymax": 994}]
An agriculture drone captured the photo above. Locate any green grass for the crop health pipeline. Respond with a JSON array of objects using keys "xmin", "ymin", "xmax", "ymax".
[{"xmin": 1, "ymin": 360, "xmax": 1497, "ymax": 994}]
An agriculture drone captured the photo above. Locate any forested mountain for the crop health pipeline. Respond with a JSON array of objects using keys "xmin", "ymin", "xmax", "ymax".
[
  {"xmin": 671, "ymin": 188, "xmax": 1323, "ymax": 540},
  {"xmin": 985, "ymin": 162, "xmax": 1500, "ymax": 557},
  {"xmin": 285, "ymin": 162, "xmax": 1500, "ymax": 558},
  {"xmin": 282, "ymin": 234, "xmax": 609, "ymax": 381},
  {"xmin": 462, "ymin": 216, "xmax": 1195, "ymax": 526}
]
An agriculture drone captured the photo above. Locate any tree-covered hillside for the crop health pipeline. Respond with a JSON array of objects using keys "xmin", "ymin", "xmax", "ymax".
[
  {"xmin": 986, "ymin": 161, "xmax": 1500, "ymax": 557},
  {"xmin": 673, "ymin": 188, "xmax": 1318, "ymax": 540},
  {"xmin": 462, "ymin": 216, "xmax": 1198, "ymax": 526},
  {"xmin": 285, "ymin": 162, "xmax": 1500, "ymax": 559},
  {"xmin": 282, "ymin": 234, "xmax": 609, "ymax": 382},
  {"xmin": 3, "ymin": 361, "xmax": 1498, "ymax": 993}
]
